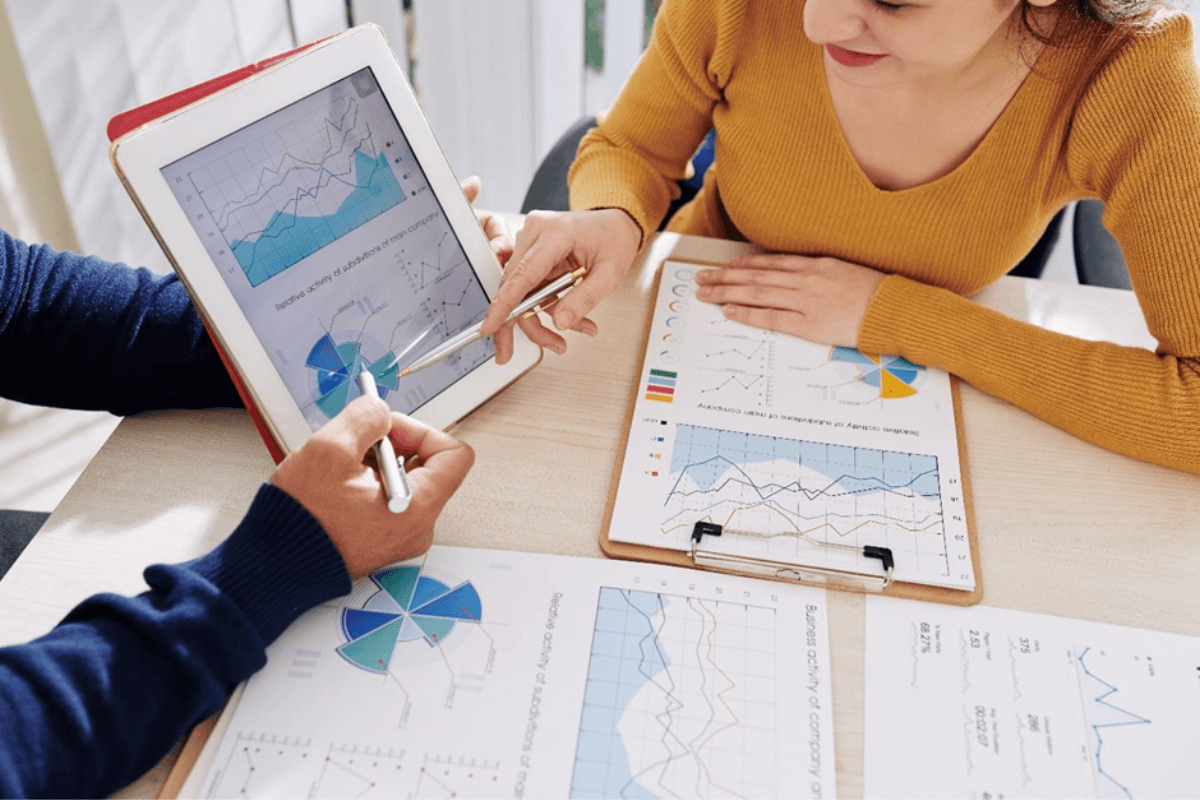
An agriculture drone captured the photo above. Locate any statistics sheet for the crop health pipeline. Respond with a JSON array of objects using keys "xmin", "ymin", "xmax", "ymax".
[
  {"xmin": 180, "ymin": 546, "xmax": 835, "ymax": 799},
  {"xmin": 607, "ymin": 261, "xmax": 974, "ymax": 590},
  {"xmin": 864, "ymin": 597, "xmax": 1200, "ymax": 799}
]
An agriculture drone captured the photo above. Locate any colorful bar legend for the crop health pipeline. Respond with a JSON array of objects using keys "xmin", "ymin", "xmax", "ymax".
[{"xmin": 645, "ymin": 368, "xmax": 677, "ymax": 403}]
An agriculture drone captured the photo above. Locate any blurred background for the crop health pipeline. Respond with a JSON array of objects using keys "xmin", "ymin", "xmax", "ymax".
[
  {"xmin": 0, "ymin": 0, "xmax": 661, "ymax": 513},
  {"xmin": 0, "ymin": 0, "xmax": 664, "ymax": 268}
]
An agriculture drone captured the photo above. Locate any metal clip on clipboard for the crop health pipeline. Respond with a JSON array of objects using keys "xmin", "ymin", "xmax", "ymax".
[{"xmin": 690, "ymin": 521, "xmax": 896, "ymax": 592}]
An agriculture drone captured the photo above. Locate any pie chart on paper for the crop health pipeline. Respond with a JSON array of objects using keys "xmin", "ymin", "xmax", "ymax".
[
  {"xmin": 337, "ymin": 565, "xmax": 484, "ymax": 674},
  {"xmin": 829, "ymin": 346, "xmax": 925, "ymax": 400}
]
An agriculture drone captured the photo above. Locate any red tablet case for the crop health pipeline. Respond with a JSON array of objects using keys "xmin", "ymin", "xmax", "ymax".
[{"xmin": 108, "ymin": 43, "xmax": 323, "ymax": 465}]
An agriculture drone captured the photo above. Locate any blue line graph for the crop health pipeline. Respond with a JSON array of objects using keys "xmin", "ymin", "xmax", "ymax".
[
  {"xmin": 231, "ymin": 149, "xmax": 406, "ymax": 286},
  {"xmin": 1077, "ymin": 647, "xmax": 1152, "ymax": 799},
  {"xmin": 1008, "ymin": 638, "xmax": 1024, "ymax": 701},
  {"xmin": 570, "ymin": 588, "xmax": 777, "ymax": 799},
  {"xmin": 661, "ymin": 425, "xmax": 948, "ymax": 571},
  {"xmin": 1015, "ymin": 712, "xmax": 1032, "ymax": 787}
]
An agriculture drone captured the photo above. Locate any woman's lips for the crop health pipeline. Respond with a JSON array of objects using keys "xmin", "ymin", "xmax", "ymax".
[{"xmin": 826, "ymin": 43, "xmax": 886, "ymax": 67}]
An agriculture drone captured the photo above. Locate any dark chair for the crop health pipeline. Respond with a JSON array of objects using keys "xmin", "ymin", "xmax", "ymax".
[
  {"xmin": 0, "ymin": 509, "xmax": 49, "ymax": 580},
  {"xmin": 521, "ymin": 116, "xmax": 716, "ymax": 231},
  {"xmin": 1072, "ymin": 198, "xmax": 1131, "ymax": 290},
  {"xmin": 521, "ymin": 116, "xmax": 1127, "ymax": 285}
]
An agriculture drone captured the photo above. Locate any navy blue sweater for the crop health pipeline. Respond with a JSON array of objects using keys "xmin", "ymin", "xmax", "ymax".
[
  {"xmin": 0, "ymin": 232, "xmax": 240, "ymax": 412},
  {"xmin": 0, "ymin": 232, "xmax": 351, "ymax": 797}
]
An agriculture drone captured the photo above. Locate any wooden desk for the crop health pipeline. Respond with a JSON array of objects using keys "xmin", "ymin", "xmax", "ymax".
[{"xmin": 1, "ymin": 232, "xmax": 1197, "ymax": 798}]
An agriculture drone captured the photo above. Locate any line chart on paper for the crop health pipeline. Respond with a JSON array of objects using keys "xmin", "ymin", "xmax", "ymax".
[
  {"xmin": 660, "ymin": 424, "xmax": 964, "ymax": 585},
  {"xmin": 570, "ymin": 588, "xmax": 778, "ymax": 800}
]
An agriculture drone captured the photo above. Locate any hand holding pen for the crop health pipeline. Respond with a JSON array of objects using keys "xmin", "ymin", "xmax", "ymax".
[
  {"xmin": 269, "ymin": 395, "xmax": 474, "ymax": 578},
  {"xmin": 357, "ymin": 370, "xmax": 412, "ymax": 512},
  {"xmin": 479, "ymin": 209, "xmax": 643, "ymax": 365},
  {"xmin": 392, "ymin": 261, "xmax": 587, "ymax": 376}
]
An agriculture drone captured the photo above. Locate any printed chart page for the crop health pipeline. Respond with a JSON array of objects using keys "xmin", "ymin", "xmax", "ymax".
[
  {"xmin": 180, "ymin": 546, "xmax": 835, "ymax": 799},
  {"xmin": 864, "ymin": 597, "xmax": 1200, "ymax": 799},
  {"xmin": 608, "ymin": 260, "xmax": 974, "ymax": 590}
]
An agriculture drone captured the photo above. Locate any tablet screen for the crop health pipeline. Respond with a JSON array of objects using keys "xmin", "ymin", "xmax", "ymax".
[{"xmin": 161, "ymin": 68, "xmax": 493, "ymax": 431}]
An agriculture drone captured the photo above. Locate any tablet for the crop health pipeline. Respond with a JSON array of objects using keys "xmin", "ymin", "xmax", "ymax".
[{"xmin": 110, "ymin": 25, "xmax": 540, "ymax": 455}]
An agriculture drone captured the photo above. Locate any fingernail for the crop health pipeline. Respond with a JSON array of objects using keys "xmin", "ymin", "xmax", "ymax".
[
  {"xmin": 554, "ymin": 311, "xmax": 576, "ymax": 330},
  {"xmin": 551, "ymin": 342, "xmax": 567, "ymax": 355}
]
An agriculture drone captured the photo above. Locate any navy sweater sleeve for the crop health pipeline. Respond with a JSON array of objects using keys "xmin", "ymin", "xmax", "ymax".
[
  {"xmin": 0, "ymin": 484, "xmax": 351, "ymax": 799},
  {"xmin": 0, "ymin": 228, "xmax": 241, "ymax": 413}
]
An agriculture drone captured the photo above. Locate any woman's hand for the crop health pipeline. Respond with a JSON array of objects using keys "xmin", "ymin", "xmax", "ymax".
[
  {"xmin": 479, "ymin": 208, "xmax": 642, "ymax": 363},
  {"xmin": 460, "ymin": 176, "xmax": 514, "ymax": 266},
  {"xmin": 694, "ymin": 253, "xmax": 888, "ymax": 348}
]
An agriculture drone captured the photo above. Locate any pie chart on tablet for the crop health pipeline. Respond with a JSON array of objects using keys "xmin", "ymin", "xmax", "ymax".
[{"xmin": 305, "ymin": 332, "xmax": 400, "ymax": 418}]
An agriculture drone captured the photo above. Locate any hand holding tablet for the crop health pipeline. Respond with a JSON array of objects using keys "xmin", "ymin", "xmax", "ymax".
[{"xmin": 110, "ymin": 25, "xmax": 540, "ymax": 457}]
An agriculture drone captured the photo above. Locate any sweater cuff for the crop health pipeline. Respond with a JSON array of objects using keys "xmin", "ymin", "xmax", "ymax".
[
  {"xmin": 186, "ymin": 484, "xmax": 351, "ymax": 645},
  {"xmin": 859, "ymin": 274, "xmax": 968, "ymax": 365}
]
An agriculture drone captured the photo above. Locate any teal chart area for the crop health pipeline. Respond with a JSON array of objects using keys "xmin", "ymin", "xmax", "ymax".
[
  {"xmin": 305, "ymin": 331, "xmax": 399, "ymax": 418},
  {"xmin": 163, "ymin": 67, "xmax": 413, "ymax": 289},
  {"xmin": 570, "ymin": 588, "xmax": 779, "ymax": 799},
  {"xmin": 338, "ymin": 565, "xmax": 483, "ymax": 674},
  {"xmin": 230, "ymin": 149, "xmax": 406, "ymax": 286}
]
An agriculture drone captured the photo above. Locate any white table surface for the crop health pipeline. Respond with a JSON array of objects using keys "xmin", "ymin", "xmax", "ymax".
[{"xmin": 2, "ymin": 231, "xmax": 1197, "ymax": 799}]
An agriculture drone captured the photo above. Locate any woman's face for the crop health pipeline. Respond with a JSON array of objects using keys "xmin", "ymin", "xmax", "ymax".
[{"xmin": 803, "ymin": 0, "xmax": 1032, "ymax": 88}]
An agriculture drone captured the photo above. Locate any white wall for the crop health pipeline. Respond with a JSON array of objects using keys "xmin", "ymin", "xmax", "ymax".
[
  {"xmin": 0, "ymin": 0, "xmax": 658, "ymax": 265},
  {"xmin": 2, "ymin": 0, "xmax": 302, "ymax": 270}
]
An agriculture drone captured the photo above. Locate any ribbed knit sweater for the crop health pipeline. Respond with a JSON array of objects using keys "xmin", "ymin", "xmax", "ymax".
[
  {"xmin": 570, "ymin": 0, "xmax": 1200, "ymax": 474},
  {"xmin": 0, "ymin": 230, "xmax": 350, "ymax": 797}
]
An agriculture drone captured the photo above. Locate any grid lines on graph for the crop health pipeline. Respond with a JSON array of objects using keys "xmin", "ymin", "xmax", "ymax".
[
  {"xmin": 570, "ymin": 587, "xmax": 777, "ymax": 799},
  {"xmin": 663, "ymin": 424, "xmax": 950, "ymax": 577}
]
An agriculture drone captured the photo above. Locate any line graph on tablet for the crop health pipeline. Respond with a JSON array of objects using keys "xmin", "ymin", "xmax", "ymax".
[
  {"xmin": 160, "ymin": 65, "xmax": 506, "ymax": 434},
  {"xmin": 182, "ymin": 77, "xmax": 407, "ymax": 287}
]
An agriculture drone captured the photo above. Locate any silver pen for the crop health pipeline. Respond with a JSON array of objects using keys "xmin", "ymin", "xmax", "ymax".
[
  {"xmin": 392, "ymin": 262, "xmax": 587, "ymax": 377},
  {"xmin": 356, "ymin": 369, "xmax": 412, "ymax": 514}
]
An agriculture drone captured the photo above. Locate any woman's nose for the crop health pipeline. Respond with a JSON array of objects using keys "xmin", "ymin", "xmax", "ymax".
[{"xmin": 804, "ymin": 0, "xmax": 868, "ymax": 44}]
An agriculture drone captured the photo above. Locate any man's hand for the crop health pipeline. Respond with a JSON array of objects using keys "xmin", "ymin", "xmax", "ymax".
[
  {"xmin": 695, "ymin": 254, "xmax": 888, "ymax": 347},
  {"xmin": 270, "ymin": 396, "xmax": 474, "ymax": 578}
]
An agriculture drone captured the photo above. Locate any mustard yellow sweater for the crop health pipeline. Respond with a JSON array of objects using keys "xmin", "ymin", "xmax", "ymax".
[{"xmin": 569, "ymin": 0, "xmax": 1200, "ymax": 475}]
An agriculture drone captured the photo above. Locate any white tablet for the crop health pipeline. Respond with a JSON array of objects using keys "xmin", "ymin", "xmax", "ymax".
[{"xmin": 110, "ymin": 25, "xmax": 539, "ymax": 454}]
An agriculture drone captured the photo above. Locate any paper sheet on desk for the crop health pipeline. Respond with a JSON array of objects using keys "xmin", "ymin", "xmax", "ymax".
[
  {"xmin": 180, "ymin": 546, "xmax": 836, "ymax": 799},
  {"xmin": 864, "ymin": 597, "xmax": 1200, "ymax": 799},
  {"xmin": 607, "ymin": 260, "xmax": 975, "ymax": 591}
]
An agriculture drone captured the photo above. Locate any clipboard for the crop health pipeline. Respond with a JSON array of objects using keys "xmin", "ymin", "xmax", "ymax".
[{"xmin": 599, "ymin": 258, "xmax": 984, "ymax": 606}]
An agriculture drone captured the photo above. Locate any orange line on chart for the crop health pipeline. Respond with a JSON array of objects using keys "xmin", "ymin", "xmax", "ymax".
[{"xmin": 691, "ymin": 598, "xmax": 745, "ymax": 798}]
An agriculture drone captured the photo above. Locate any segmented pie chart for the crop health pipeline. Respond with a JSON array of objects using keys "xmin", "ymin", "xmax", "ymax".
[
  {"xmin": 337, "ymin": 565, "xmax": 483, "ymax": 674},
  {"xmin": 829, "ymin": 346, "xmax": 925, "ymax": 399},
  {"xmin": 305, "ymin": 333, "xmax": 400, "ymax": 418}
]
